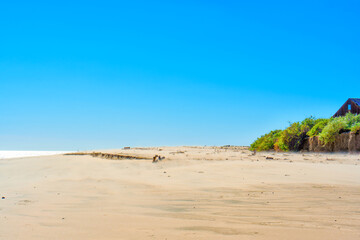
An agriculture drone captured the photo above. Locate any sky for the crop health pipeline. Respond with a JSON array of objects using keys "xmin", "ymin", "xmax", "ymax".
[{"xmin": 0, "ymin": 0, "xmax": 359, "ymax": 150}]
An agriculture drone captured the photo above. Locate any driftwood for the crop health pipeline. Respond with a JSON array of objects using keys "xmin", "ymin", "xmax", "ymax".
[{"xmin": 152, "ymin": 155, "xmax": 165, "ymax": 163}]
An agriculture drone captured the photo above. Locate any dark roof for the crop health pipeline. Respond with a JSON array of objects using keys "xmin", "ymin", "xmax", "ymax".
[{"xmin": 349, "ymin": 98, "xmax": 360, "ymax": 106}]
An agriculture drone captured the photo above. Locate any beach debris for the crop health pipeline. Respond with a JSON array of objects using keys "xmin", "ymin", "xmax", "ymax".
[
  {"xmin": 266, "ymin": 156, "xmax": 274, "ymax": 160},
  {"xmin": 152, "ymin": 155, "xmax": 165, "ymax": 163},
  {"xmin": 2, "ymin": 196, "xmax": 5, "ymax": 199}
]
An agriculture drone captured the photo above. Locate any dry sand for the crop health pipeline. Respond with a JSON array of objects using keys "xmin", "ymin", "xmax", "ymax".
[{"xmin": 1, "ymin": 146, "xmax": 360, "ymax": 240}]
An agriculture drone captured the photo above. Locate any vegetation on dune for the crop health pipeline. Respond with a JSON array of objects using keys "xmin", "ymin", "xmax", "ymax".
[
  {"xmin": 250, "ymin": 130, "xmax": 282, "ymax": 151},
  {"xmin": 250, "ymin": 113, "xmax": 360, "ymax": 152},
  {"xmin": 350, "ymin": 122, "xmax": 360, "ymax": 134},
  {"xmin": 307, "ymin": 119, "xmax": 329, "ymax": 137},
  {"xmin": 318, "ymin": 113, "xmax": 360, "ymax": 145},
  {"xmin": 274, "ymin": 117, "xmax": 324, "ymax": 151}
]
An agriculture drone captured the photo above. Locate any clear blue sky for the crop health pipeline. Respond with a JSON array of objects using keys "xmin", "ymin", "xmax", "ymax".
[{"xmin": 0, "ymin": 0, "xmax": 359, "ymax": 150}]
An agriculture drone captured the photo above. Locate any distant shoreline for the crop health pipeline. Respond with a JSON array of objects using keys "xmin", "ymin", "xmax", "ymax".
[{"xmin": 0, "ymin": 151, "xmax": 71, "ymax": 159}]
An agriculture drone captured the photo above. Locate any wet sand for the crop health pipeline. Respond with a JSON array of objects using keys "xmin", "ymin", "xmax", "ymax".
[{"xmin": 1, "ymin": 146, "xmax": 360, "ymax": 239}]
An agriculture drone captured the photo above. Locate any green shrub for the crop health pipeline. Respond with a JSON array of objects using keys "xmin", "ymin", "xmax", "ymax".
[
  {"xmin": 344, "ymin": 113, "xmax": 360, "ymax": 130},
  {"xmin": 250, "ymin": 130, "xmax": 282, "ymax": 151},
  {"xmin": 318, "ymin": 117, "xmax": 346, "ymax": 144},
  {"xmin": 276, "ymin": 122, "xmax": 301, "ymax": 151},
  {"xmin": 300, "ymin": 116, "xmax": 319, "ymax": 132},
  {"xmin": 276, "ymin": 117, "xmax": 320, "ymax": 151},
  {"xmin": 307, "ymin": 119, "xmax": 329, "ymax": 137},
  {"xmin": 350, "ymin": 122, "xmax": 360, "ymax": 133}
]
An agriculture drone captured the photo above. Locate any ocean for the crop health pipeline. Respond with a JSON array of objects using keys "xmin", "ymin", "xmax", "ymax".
[{"xmin": 0, "ymin": 151, "xmax": 70, "ymax": 159}]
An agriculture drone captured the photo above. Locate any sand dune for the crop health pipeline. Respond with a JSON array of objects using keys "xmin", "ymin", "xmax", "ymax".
[{"xmin": 1, "ymin": 146, "xmax": 360, "ymax": 239}]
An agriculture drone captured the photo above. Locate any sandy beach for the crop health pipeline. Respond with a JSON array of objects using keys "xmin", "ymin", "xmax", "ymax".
[{"xmin": 1, "ymin": 146, "xmax": 360, "ymax": 240}]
